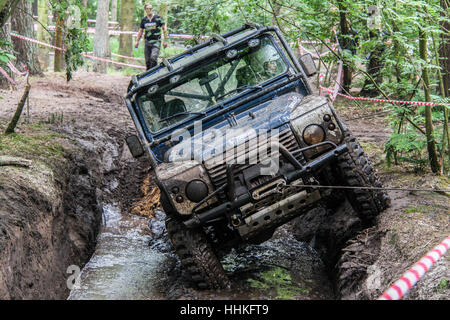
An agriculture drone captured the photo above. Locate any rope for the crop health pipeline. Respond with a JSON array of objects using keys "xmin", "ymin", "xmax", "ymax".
[
  {"xmin": 320, "ymin": 86, "xmax": 450, "ymax": 107},
  {"xmin": 9, "ymin": 32, "xmax": 146, "ymax": 70},
  {"xmin": 285, "ymin": 184, "xmax": 450, "ymax": 194}
]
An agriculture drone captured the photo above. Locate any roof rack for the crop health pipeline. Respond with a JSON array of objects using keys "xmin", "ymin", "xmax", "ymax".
[
  {"xmin": 129, "ymin": 23, "xmax": 267, "ymax": 93},
  {"xmin": 167, "ymin": 23, "xmax": 260, "ymax": 65}
]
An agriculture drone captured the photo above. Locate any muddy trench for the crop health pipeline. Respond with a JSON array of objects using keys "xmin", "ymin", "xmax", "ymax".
[
  {"xmin": 59, "ymin": 106, "xmax": 377, "ymax": 300},
  {"xmin": 0, "ymin": 73, "xmax": 394, "ymax": 300}
]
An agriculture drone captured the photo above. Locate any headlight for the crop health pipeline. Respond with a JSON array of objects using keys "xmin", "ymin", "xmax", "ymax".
[
  {"xmin": 185, "ymin": 180, "xmax": 209, "ymax": 203},
  {"xmin": 147, "ymin": 84, "xmax": 159, "ymax": 94},
  {"xmin": 302, "ymin": 124, "xmax": 325, "ymax": 145},
  {"xmin": 226, "ymin": 49, "xmax": 237, "ymax": 59},
  {"xmin": 248, "ymin": 38, "xmax": 260, "ymax": 48},
  {"xmin": 155, "ymin": 161, "xmax": 217, "ymax": 214}
]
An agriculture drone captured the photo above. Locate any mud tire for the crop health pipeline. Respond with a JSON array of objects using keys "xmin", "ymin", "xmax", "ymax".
[
  {"xmin": 161, "ymin": 194, "xmax": 231, "ymax": 290},
  {"xmin": 335, "ymin": 132, "xmax": 390, "ymax": 225}
]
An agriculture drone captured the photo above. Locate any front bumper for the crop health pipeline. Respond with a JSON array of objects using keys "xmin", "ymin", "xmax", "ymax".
[{"xmin": 184, "ymin": 143, "xmax": 348, "ymax": 229}]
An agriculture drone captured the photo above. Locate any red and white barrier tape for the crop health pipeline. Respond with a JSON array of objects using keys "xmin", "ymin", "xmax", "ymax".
[
  {"xmin": 81, "ymin": 53, "xmax": 145, "ymax": 69},
  {"xmin": 8, "ymin": 61, "xmax": 28, "ymax": 77},
  {"xmin": 111, "ymin": 52, "xmax": 144, "ymax": 61},
  {"xmin": 378, "ymin": 235, "xmax": 450, "ymax": 300},
  {"xmin": 320, "ymin": 85, "xmax": 450, "ymax": 107},
  {"xmin": 11, "ymin": 32, "xmax": 64, "ymax": 51},
  {"xmin": 0, "ymin": 61, "xmax": 30, "ymax": 85},
  {"xmin": 0, "ymin": 66, "xmax": 17, "ymax": 85},
  {"xmin": 10, "ymin": 32, "xmax": 145, "ymax": 70},
  {"xmin": 299, "ymin": 43, "xmax": 332, "ymax": 59}
]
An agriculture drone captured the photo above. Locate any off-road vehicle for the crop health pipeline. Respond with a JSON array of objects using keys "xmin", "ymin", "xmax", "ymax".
[{"xmin": 125, "ymin": 24, "xmax": 389, "ymax": 289}]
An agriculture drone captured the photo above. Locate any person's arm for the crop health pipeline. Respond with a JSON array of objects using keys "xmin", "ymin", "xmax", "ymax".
[{"xmin": 135, "ymin": 28, "xmax": 143, "ymax": 48}]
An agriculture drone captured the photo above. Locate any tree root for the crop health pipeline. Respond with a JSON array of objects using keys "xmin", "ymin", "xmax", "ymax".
[{"xmin": 0, "ymin": 155, "xmax": 32, "ymax": 167}]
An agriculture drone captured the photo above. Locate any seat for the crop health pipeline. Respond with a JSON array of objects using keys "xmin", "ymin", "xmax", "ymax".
[
  {"xmin": 236, "ymin": 66, "xmax": 252, "ymax": 88},
  {"xmin": 161, "ymin": 98, "xmax": 187, "ymax": 120}
]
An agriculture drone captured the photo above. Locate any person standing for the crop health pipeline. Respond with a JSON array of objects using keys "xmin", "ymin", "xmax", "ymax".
[{"xmin": 135, "ymin": 3, "xmax": 168, "ymax": 70}]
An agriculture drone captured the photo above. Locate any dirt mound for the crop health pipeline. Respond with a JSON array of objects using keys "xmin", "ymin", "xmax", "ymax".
[{"xmin": 0, "ymin": 141, "xmax": 102, "ymax": 299}]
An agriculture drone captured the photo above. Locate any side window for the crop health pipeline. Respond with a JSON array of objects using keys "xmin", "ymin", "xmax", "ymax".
[
  {"xmin": 166, "ymin": 79, "xmax": 209, "ymax": 112},
  {"xmin": 208, "ymin": 61, "xmax": 241, "ymax": 97},
  {"xmin": 141, "ymin": 99, "xmax": 161, "ymax": 132}
]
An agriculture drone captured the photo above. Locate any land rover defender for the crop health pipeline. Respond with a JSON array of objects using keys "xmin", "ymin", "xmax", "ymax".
[{"xmin": 125, "ymin": 24, "xmax": 389, "ymax": 289}]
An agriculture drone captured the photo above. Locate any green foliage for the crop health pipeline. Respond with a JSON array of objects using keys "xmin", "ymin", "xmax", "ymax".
[
  {"xmin": 45, "ymin": 112, "xmax": 65, "ymax": 125},
  {"xmin": 0, "ymin": 125, "xmax": 66, "ymax": 159},
  {"xmin": 248, "ymin": 267, "xmax": 309, "ymax": 299},
  {"xmin": 26, "ymin": 0, "xmax": 450, "ymax": 170},
  {"xmin": 437, "ymin": 279, "xmax": 449, "ymax": 292},
  {"xmin": 49, "ymin": 0, "xmax": 90, "ymax": 81},
  {"xmin": 385, "ymin": 131, "xmax": 427, "ymax": 168},
  {"xmin": 0, "ymin": 38, "xmax": 15, "ymax": 68}
]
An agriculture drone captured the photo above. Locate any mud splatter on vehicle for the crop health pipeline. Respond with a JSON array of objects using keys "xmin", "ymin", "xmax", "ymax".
[{"xmin": 125, "ymin": 24, "xmax": 389, "ymax": 289}]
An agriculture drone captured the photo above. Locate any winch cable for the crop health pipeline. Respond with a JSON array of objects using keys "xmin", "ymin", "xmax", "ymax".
[{"xmin": 283, "ymin": 183, "xmax": 450, "ymax": 194}]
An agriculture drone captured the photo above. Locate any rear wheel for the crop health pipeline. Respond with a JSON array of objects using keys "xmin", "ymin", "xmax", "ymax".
[
  {"xmin": 161, "ymin": 193, "xmax": 231, "ymax": 289},
  {"xmin": 334, "ymin": 132, "xmax": 390, "ymax": 224}
]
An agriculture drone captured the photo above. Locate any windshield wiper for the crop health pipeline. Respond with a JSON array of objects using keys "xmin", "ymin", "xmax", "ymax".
[
  {"xmin": 217, "ymin": 84, "xmax": 263, "ymax": 101},
  {"xmin": 159, "ymin": 111, "xmax": 206, "ymax": 123}
]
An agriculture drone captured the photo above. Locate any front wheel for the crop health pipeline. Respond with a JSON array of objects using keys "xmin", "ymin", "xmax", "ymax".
[
  {"xmin": 334, "ymin": 132, "xmax": 390, "ymax": 225},
  {"xmin": 161, "ymin": 193, "xmax": 230, "ymax": 289}
]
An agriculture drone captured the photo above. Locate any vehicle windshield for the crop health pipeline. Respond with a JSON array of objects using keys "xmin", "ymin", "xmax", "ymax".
[{"xmin": 137, "ymin": 36, "xmax": 288, "ymax": 133}]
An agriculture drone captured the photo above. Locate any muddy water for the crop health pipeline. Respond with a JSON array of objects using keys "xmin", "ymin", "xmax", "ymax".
[
  {"xmin": 67, "ymin": 204, "xmax": 172, "ymax": 300},
  {"xmin": 67, "ymin": 203, "xmax": 334, "ymax": 300}
]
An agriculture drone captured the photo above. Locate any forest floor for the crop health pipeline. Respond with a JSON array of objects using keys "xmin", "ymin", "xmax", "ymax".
[{"xmin": 0, "ymin": 71, "xmax": 448, "ymax": 300}]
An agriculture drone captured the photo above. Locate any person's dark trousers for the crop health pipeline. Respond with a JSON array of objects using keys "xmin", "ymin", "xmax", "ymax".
[{"xmin": 145, "ymin": 41, "xmax": 161, "ymax": 70}]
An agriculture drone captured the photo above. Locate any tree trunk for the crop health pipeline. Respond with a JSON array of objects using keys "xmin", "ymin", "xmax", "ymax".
[
  {"xmin": 93, "ymin": 0, "xmax": 110, "ymax": 73},
  {"xmin": 440, "ymin": 0, "xmax": 449, "ymax": 97},
  {"xmin": 11, "ymin": 0, "xmax": 42, "ymax": 75},
  {"xmin": 118, "ymin": 0, "xmax": 134, "ymax": 62},
  {"xmin": 0, "ymin": 20, "xmax": 13, "ymax": 88},
  {"xmin": 159, "ymin": 2, "xmax": 169, "ymax": 30},
  {"xmin": 54, "ymin": 11, "xmax": 63, "ymax": 72},
  {"xmin": 111, "ymin": 0, "xmax": 117, "ymax": 21},
  {"xmin": 5, "ymin": 77, "xmax": 30, "ymax": 134},
  {"xmin": 271, "ymin": 3, "xmax": 281, "ymax": 27},
  {"xmin": 337, "ymin": 2, "xmax": 352, "ymax": 93},
  {"xmin": 360, "ymin": 30, "xmax": 384, "ymax": 97},
  {"xmin": 32, "ymin": 0, "xmax": 37, "ymax": 16},
  {"xmin": 419, "ymin": 27, "xmax": 440, "ymax": 173},
  {"xmin": 0, "ymin": 0, "xmax": 20, "ymax": 27},
  {"xmin": 37, "ymin": 0, "xmax": 49, "ymax": 70}
]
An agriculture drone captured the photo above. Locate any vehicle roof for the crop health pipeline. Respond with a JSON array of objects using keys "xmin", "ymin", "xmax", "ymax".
[{"xmin": 133, "ymin": 26, "xmax": 263, "ymax": 89}]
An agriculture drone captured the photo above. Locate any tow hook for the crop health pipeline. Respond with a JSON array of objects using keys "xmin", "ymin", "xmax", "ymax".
[{"xmin": 231, "ymin": 214, "xmax": 241, "ymax": 227}]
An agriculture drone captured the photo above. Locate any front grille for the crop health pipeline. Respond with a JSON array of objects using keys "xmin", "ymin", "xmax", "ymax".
[{"xmin": 204, "ymin": 126, "xmax": 305, "ymax": 188}]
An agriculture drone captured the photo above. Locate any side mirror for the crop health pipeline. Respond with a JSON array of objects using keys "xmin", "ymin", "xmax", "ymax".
[
  {"xmin": 125, "ymin": 135, "xmax": 145, "ymax": 158},
  {"xmin": 299, "ymin": 53, "xmax": 317, "ymax": 77}
]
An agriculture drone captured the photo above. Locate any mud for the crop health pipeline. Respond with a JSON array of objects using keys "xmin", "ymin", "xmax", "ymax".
[
  {"xmin": 0, "ymin": 71, "xmax": 149, "ymax": 299},
  {"xmin": 0, "ymin": 138, "xmax": 103, "ymax": 299},
  {"xmin": 164, "ymin": 224, "xmax": 335, "ymax": 300}
]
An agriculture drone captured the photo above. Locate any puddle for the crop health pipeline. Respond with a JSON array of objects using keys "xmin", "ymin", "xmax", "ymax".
[
  {"xmin": 67, "ymin": 204, "xmax": 334, "ymax": 300},
  {"xmin": 67, "ymin": 204, "xmax": 171, "ymax": 300}
]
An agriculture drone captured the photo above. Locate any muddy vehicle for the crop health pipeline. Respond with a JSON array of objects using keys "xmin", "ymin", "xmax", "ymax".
[{"xmin": 124, "ymin": 24, "xmax": 389, "ymax": 289}]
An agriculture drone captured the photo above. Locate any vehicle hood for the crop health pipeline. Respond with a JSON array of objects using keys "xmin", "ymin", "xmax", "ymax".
[{"xmin": 164, "ymin": 92, "xmax": 326, "ymax": 162}]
